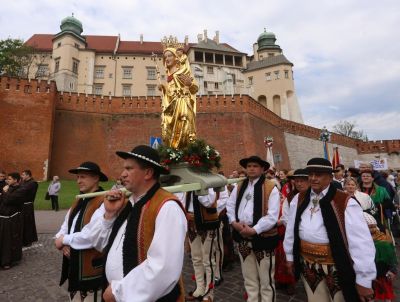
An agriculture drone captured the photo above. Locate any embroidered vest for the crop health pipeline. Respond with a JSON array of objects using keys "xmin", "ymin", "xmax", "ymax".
[
  {"xmin": 60, "ymin": 195, "xmax": 104, "ymax": 291},
  {"xmin": 186, "ymin": 191, "xmax": 220, "ymax": 231},
  {"xmin": 295, "ymin": 189, "xmax": 359, "ymax": 302},
  {"xmin": 138, "ymin": 188, "xmax": 186, "ymax": 302},
  {"xmin": 233, "ymin": 179, "xmax": 279, "ymax": 251}
]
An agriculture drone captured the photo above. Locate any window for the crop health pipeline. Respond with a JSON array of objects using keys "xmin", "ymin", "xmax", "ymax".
[
  {"xmin": 95, "ymin": 66, "xmax": 105, "ymax": 79},
  {"xmin": 37, "ymin": 65, "xmax": 48, "ymax": 77},
  {"xmin": 194, "ymin": 51, "xmax": 203, "ymax": 62},
  {"xmin": 147, "ymin": 84, "xmax": 156, "ymax": 96},
  {"xmin": 74, "ymin": 43, "xmax": 80, "ymax": 49},
  {"xmin": 214, "ymin": 82, "xmax": 219, "ymax": 89},
  {"xmin": 225, "ymin": 55, "xmax": 233, "ymax": 65},
  {"xmin": 122, "ymin": 85, "xmax": 131, "ymax": 96},
  {"xmin": 248, "ymin": 76, "xmax": 253, "ymax": 85},
  {"xmin": 205, "ymin": 52, "xmax": 213, "ymax": 63},
  {"xmin": 146, "ymin": 67, "xmax": 157, "ymax": 80},
  {"xmin": 72, "ymin": 59, "xmax": 79, "ymax": 74},
  {"xmin": 204, "ymin": 81, "xmax": 208, "ymax": 89},
  {"xmin": 207, "ymin": 66, "xmax": 214, "ymax": 74},
  {"xmin": 265, "ymin": 72, "xmax": 271, "ymax": 81},
  {"xmin": 234, "ymin": 56, "xmax": 243, "ymax": 67},
  {"xmin": 54, "ymin": 59, "xmax": 60, "ymax": 73},
  {"xmin": 231, "ymin": 74, "xmax": 236, "ymax": 85},
  {"xmin": 274, "ymin": 70, "xmax": 280, "ymax": 79},
  {"xmin": 122, "ymin": 67, "xmax": 133, "ymax": 79},
  {"xmin": 57, "ymin": 42, "xmax": 61, "ymax": 48},
  {"xmin": 268, "ymin": 53, "xmax": 274, "ymax": 57},
  {"xmin": 284, "ymin": 70, "xmax": 289, "ymax": 79},
  {"xmin": 94, "ymin": 85, "xmax": 103, "ymax": 95},
  {"xmin": 215, "ymin": 54, "xmax": 223, "ymax": 64},
  {"xmin": 109, "ymin": 73, "xmax": 113, "ymax": 79},
  {"xmin": 69, "ymin": 82, "xmax": 74, "ymax": 90}
]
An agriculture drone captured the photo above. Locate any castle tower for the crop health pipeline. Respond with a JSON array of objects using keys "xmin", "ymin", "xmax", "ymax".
[
  {"xmin": 244, "ymin": 29, "xmax": 303, "ymax": 123},
  {"xmin": 51, "ymin": 14, "xmax": 87, "ymax": 92}
]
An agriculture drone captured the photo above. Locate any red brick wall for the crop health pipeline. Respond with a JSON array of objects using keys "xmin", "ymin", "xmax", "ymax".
[
  {"xmin": 2, "ymin": 76, "xmax": 398, "ymax": 182},
  {"xmin": 0, "ymin": 77, "xmax": 56, "ymax": 180}
]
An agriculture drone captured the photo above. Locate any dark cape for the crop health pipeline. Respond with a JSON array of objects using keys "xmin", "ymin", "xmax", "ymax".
[
  {"xmin": 0, "ymin": 185, "xmax": 25, "ymax": 266},
  {"xmin": 20, "ymin": 178, "xmax": 38, "ymax": 246},
  {"xmin": 293, "ymin": 186, "xmax": 360, "ymax": 302}
]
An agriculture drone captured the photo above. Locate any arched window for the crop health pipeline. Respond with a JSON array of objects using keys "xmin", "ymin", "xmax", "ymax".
[
  {"xmin": 273, "ymin": 95, "xmax": 281, "ymax": 116},
  {"xmin": 258, "ymin": 95, "xmax": 267, "ymax": 106}
]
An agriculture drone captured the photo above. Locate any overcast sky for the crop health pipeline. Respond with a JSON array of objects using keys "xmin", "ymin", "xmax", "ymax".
[{"xmin": 1, "ymin": 0, "xmax": 399, "ymax": 140}]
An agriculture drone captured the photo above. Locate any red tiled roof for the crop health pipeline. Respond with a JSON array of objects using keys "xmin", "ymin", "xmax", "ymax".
[
  {"xmin": 25, "ymin": 34, "xmax": 53, "ymax": 51},
  {"xmin": 85, "ymin": 35, "xmax": 118, "ymax": 53},
  {"xmin": 117, "ymin": 41, "xmax": 163, "ymax": 54},
  {"xmin": 24, "ymin": 34, "xmax": 241, "ymax": 55}
]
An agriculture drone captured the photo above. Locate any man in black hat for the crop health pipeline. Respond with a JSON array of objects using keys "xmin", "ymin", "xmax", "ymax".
[
  {"xmin": 284, "ymin": 158, "xmax": 376, "ymax": 302},
  {"xmin": 63, "ymin": 145, "xmax": 187, "ymax": 302},
  {"xmin": 55, "ymin": 161, "xmax": 108, "ymax": 301},
  {"xmin": 226, "ymin": 155, "xmax": 280, "ymax": 302}
]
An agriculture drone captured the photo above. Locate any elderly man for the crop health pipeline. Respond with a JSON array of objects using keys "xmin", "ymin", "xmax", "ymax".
[
  {"xmin": 284, "ymin": 158, "xmax": 376, "ymax": 302},
  {"xmin": 227, "ymin": 155, "xmax": 280, "ymax": 302}
]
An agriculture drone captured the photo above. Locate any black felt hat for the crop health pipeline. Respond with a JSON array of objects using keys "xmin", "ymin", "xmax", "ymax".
[
  {"xmin": 305, "ymin": 158, "xmax": 333, "ymax": 174},
  {"xmin": 116, "ymin": 145, "xmax": 169, "ymax": 175},
  {"xmin": 239, "ymin": 155, "xmax": 270, "ymax": 171},
  {"xmin": 292, "ymin": 168, "xmax": 309, "ymax": 178},
  {"xmin": 348, "ymin": 167, "xmax": 360, "ymax": 177},
  {"xmin": 68, "ymin": 161, "xmax": 108, "ymax": 182}
]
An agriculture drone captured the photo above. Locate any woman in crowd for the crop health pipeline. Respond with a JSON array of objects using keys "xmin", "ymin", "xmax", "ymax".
[{"xmin": 47, "ymin": 175, "xmax": 61, "ymax": 211}]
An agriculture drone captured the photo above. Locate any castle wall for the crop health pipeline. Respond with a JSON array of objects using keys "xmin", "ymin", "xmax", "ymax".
[
  {"xmin": 0, "ymin": 77, "xmax": 57, "ymax": 180},
  {"xmin": 1, "ymin": 76, "xmax": 399, "ymax": 182},
  {"xmin": 50, "ymin": 94, "xmax": 290, "ymax": 179}
]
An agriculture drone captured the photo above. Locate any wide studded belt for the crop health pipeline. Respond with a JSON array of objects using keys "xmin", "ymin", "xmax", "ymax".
[{"xmin": 300, "ymin": 240, "xmax": 334, "ymax": 265}]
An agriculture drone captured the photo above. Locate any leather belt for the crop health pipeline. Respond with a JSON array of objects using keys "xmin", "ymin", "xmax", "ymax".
[{"xmin": 300, "ymin": 240, "xmax": 334, "ymax": 265}]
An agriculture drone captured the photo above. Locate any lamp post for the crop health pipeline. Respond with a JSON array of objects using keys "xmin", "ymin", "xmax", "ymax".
[{"xmin": 319, "ymin": 127, "xmax": 331, "ymax": 160}]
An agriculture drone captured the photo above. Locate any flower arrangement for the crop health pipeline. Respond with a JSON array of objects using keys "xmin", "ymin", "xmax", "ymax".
[
  {"xmin": 158, "ymin": 139, "xmax": 221, "ymax": 171},
  {"xmin": 264, "ymin": 136, "xmax": 274, "ymax": 148}
]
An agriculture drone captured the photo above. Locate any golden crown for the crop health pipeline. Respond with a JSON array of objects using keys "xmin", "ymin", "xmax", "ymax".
[{"xmin": 161, "ymin": 35, "xmax": 184, "ymax": 50}]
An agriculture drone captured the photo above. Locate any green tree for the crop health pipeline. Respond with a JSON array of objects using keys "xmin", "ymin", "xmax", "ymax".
[
  {"xmin": 0, "ymin": 38, "xmax": 36, "ymax": 78},
  {"xmin": 332, "ymin": 120, "xmax": 368, "ymax": 141}
]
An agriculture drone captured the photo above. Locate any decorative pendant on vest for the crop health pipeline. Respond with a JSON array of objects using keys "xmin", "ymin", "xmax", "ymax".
[{"xmin": 310, "ymin": 197, "xmax": 320, "ymax": 220}]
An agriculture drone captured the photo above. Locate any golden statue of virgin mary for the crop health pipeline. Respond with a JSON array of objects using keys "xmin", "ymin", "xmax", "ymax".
[{"xmin": 159, "ymin": 36, "xmax": 198, "ymax": 150}]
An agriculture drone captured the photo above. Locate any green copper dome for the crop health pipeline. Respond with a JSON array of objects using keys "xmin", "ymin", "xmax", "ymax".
[
  {"xmin": 60, "ymin": 14, "xmax": 83, "ymax": 36},
  {"xmin": 257, "ymin": 28, "xmax": 280, "ymax": 51}
]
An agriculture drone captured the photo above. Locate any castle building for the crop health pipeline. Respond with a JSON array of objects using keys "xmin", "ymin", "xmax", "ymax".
[{"xmin": 25, "ymin": 15, "xmax": 303, "ymax": 123}]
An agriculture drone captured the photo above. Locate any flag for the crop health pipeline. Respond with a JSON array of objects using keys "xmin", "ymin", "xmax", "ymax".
[
  {"xmin": 266, "ymin": 147, "xmax": 275, "ymax": 168},
  {"xmin": 323, "ymin": 141, "xmax": 330, "ymax": 161},
  {"xmin": 332, "ymin": 146, "xmax": 340, "ymax": 169}
]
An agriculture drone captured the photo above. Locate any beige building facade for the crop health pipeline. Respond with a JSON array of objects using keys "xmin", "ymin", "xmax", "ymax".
[{"xmin": 26, "ymin": 16, "xmax": 303, "ymax": 123}]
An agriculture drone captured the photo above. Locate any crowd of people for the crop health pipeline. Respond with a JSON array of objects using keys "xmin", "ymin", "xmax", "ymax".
[
  {"xmin": 48, "ymin": 146, "xmax": 399, "ymax": 302},
  {"xmin": 1, "ymin": 150, "xmax": 399, "ymax": 302},
  {"xmin": 0, "ymin": 170, "xmax": 39, "ymax": 269}
]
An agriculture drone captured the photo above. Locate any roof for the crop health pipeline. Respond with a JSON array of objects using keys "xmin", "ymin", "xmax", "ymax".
[
  {"xmin": 25, "ymin": 34, "xmax": 53, "ymax": 51},
  {"xmin": 117, "ymin": 41, "xmax": 163, "ymax": 55},
  {"xmin": 25, "ymin": 34, "xmax": 190, "ymax": 55},
  {"xmin": 244, "ymin": 54, "xmax": 293, "ymax": 72},
  {"xmin": 190, "ymin": 39, "xmax": 245, "ymax": 54}
]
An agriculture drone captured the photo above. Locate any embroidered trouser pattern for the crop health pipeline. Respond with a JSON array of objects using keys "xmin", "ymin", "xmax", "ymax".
[
  {"xmin": 238, "ymin": 241, "xmax": 276, "ymax": 302},
  {"xmin": 301, "ymin": 259, "xmax": 345, "ymax": 302},
  {"xmin": 214, "ymin": 223, "xmax": 224, "ymax": 280},
  {"xmin": 189, "ymin": 228, "xmax": 217, "ymax": 299}
]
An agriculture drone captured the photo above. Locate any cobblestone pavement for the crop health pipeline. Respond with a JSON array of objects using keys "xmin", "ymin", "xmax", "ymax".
[{"xmin": 0, "ymin": 211, "xmax": 399, "ymax": 301}]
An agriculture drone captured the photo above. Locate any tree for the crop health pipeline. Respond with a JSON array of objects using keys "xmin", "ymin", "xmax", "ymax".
[
  {"xmin": 332, "ymin": 120, "xmax": 368, "ymax": 141},
  {"xmin": 0, "ymin": 38, "xmax": 37, "ymax": 78}
]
